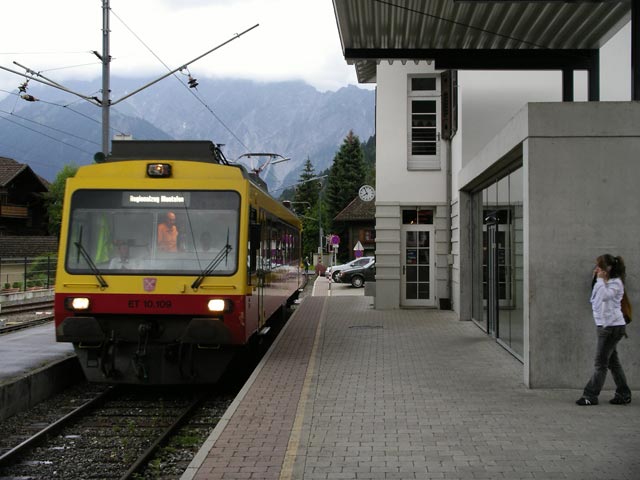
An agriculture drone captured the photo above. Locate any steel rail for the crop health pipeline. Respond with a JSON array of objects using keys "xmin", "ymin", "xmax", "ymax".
[
  {"xmin": 0, "ymin": 386, "xmax": 115, "ymax": 468},
  {"xmin": 119, "ymin": 393, "xmax": 208, "ymax": 480},
  {"xmin": 0, "ymin": 315, "xmax": 54, "ymax": 335},
  {"xmin": 0, "ymin": 300, "xmax": 54, "ymax": 316}
]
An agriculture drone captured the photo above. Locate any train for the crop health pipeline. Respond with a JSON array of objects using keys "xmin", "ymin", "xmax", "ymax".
[{"xmin": 54, "ymin": 140, "xmax": 303, "ymax": 384}]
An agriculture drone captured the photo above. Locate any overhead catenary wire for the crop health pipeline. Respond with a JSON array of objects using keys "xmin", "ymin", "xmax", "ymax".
[
  {"xmin": 38, "ymin": 61, "xmax": 101, "ymax": 73},
  {"xmin": 0, "ymin": 88, "xmax": 127, "ymax": 136},
  {"xmin": 0, "ymin": 138, "xmax": 64, "ymax": 170},
  {"xmin": 110, "ymin": 7, "xmax": 251, "ymax": 152},
  {"xmin": 1, "ymin": 7, "xmax": 261, "ymax": 164},
  {"xmin": 0, "ymin": 114, "xmax": 95, "ymax": 155},
  {"xmin": 0, "ymin": 50, "xmax": 89, "ymax": 55},
  {"xmin": 0, "ymin": 108, "xmax": 101, "ymax": 147}
]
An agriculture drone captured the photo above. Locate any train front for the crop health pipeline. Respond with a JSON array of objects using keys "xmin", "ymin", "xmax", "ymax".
[{"xmin": 54, "ymin": 159, "xmax": 248, "ymax": 384}]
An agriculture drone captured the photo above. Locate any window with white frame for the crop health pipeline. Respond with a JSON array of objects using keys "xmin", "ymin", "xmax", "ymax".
[{"xmin": 407, "ymin": 76, "xmax": 441, "ymax": 170}]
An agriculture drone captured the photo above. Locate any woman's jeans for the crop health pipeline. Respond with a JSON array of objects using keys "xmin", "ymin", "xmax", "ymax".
[{"xmin": 583, "ymin": 325, "xmax": 631, "ymax": 401}]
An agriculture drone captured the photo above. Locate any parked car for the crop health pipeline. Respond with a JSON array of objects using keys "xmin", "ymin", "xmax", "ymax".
[
  {"xmin": 325, "ymin": 256, "xmax": 374, "ymax": 282},
  {"xmin": 336, "ymin": 260, "xmax": 376, "ymax": 288}
]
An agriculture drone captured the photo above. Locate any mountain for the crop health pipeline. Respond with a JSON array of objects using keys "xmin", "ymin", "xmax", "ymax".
[{"xmin": 0, "ymin": 77, "xmax": 374, "ymax": 193}]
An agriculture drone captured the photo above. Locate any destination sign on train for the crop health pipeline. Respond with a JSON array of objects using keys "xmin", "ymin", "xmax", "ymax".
[{"xmin": 122, "ymin": 191, "xmax": 191, "ymax": 207}]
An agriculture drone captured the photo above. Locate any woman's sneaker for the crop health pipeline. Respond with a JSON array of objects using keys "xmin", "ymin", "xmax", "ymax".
[
  {"xmin": 576, "ymin": 397, "xmax": 598, "ymax": 405},
  {"xmin": 609, "ymin": 395, "xmax": 631, "ymax": 405}
]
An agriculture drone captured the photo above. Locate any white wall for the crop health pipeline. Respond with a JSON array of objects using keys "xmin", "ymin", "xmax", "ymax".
[{"xmin": 376, "ymin": 61, "xmax": 447, "ymax": 205}]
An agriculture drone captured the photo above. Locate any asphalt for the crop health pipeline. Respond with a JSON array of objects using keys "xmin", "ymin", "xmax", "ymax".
[{"xmin": 182, "ymin": 276, "xmax": 640, "ymax": 480}]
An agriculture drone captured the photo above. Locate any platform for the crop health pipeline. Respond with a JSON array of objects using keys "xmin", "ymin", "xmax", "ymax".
[
  {"xmin": 0, "ymin": 323, "xmax": 80, "ymax": 420},
  {"xmin": 182, "ymin": 276, "xmax": 640, "ymax": 480}
]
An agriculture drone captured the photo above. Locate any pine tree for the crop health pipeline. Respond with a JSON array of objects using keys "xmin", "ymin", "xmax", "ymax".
[
  {"xmin": 290, "ymin": 158, "xmax": 324, "ymax": 258},
  {"xmin": 294, "ymin": 158, "xmax": 321, "ymax": 216},
  {"xmin": 326, "ymin": 130, "xmax": 366, "ymax": 225},
  {"xmin": 362, "ymin": 134, "xmax": 376, "ymax": 186},
  {"xmin": 324, "ymin": 131, "xmax": 366, "ymax": 262}
]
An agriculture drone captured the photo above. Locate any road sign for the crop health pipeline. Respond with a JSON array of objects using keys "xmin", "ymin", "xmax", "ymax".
[
  {"xmin": 331, "ymin": 234, "xmax": 340, "ymax": 246},
  {"xmin": 353, "ymin": 241, "xmax": 363, "ymax": 258}
]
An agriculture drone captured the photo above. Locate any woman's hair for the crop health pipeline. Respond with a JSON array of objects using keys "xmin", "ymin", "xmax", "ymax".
[{"xmin": 597, "ymin": 254, "xmax": 626, "ymax": 281}]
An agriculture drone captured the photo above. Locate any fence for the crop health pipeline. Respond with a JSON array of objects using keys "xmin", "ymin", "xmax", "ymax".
[{"xmin": 0, "ymin": 255, "xmax": 57, "ymax": 292}]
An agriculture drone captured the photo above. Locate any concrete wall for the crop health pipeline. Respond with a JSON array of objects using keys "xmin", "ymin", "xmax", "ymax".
[
  {"xmin": 460, "ymin": 101, "xmax": 640, "ymax": 388},
  {"xmin": 525, "ymin": 102, "xmax": 640, "ymax": 388}
]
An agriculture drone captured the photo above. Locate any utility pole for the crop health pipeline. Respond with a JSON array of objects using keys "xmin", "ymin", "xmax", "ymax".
[
  {"xmin": 318, "ymin": 177, "xmax": 324, "ymax": 256},
  {"xmin": 0, "ymin": 2, "xmax": 258, "ymax": 158},
  {"xmin": 101, "ymin": 0, "xmax": 111, "ymax": 156}
]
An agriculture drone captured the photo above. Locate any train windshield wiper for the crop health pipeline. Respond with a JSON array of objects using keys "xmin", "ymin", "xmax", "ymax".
[
  {"xmin": 191, "ymin": 243, "xmax": 232, "ymax": 290},
  {"xmin": 74, "ymin": 241, "xmax": 108, "ymax": 288}
]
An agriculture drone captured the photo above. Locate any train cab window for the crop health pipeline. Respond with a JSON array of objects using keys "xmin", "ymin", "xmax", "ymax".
[{"xmin": 65, "ymin": 189, "xmax": 240, "ymax": 276}]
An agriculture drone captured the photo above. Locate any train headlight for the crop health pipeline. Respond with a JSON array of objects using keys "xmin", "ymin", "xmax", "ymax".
[
  {"xmin": 65, "ymin": 297, "xmax": 90, "ymax": 311},
  {"xmin": 207, "ymin": 299, "xmax": 232, "ymax": 313},
  {"xmin": 147, "ymin": 163, "xmax": 172, "ymax": 178}
]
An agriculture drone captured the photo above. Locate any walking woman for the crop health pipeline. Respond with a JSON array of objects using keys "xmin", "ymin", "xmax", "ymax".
[{"xmin": 577, "ymin": 254, "xmax": 632, "ymax": 405}]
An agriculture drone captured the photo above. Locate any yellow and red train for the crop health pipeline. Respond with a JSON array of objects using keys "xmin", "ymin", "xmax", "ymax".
[{"xmin": 54, "ymin": 140, "xmax": 302, "ymax": 384}]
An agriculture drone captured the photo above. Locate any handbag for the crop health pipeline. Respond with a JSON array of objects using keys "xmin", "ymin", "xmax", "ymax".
[{"xmin": 621, "ymin": 291, "xmax": 633, "ymax": 324}]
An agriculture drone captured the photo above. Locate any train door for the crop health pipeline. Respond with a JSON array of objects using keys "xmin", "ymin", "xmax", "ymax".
[
  {"xmin": 257, "ymin": 217, "xmax": 269, "ymax": 325},
  {"xmin": 248, "ymin": 207, "xmax": 266, "ymax": 332}
]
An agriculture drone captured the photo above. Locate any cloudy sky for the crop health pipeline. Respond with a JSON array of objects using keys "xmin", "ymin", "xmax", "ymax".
[
  {"xmin": 1, "ymin": 0, "xmax": 633, "ymax": 100},
  {"xmin": 0, "ymin": 0, "xmax": 358, "ymax": 97}
]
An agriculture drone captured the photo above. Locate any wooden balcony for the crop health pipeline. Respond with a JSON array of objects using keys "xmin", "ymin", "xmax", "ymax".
[{"xmin": 0, "ymin": 204, "xmax": 28, "ymax": 218}]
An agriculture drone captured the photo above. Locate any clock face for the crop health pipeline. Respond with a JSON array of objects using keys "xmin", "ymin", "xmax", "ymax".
[{"xmin": 358, "ymin": 185, "xmax": 375, "ymax": 202}]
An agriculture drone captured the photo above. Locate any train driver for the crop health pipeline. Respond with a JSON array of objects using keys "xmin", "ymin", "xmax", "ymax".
[
  {"xmin": 109, "ymin": 240, "xmax": 139, "ymax": 269},
  {"xmin": 157, "ymin": 211, "xmax": 179, "ymax": 252}
]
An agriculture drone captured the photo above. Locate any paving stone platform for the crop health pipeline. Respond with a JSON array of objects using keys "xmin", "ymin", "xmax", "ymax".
[{"xmin": 181, "ymin": 277, "xmax": 640, "ymax": 479}]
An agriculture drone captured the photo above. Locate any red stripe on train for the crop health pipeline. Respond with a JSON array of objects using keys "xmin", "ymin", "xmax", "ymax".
[{"xmin": 54, "ymin": 293, "xmax": 244, "ymax": 317}]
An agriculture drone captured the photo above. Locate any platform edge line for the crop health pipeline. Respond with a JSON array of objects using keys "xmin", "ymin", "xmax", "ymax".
[
  {"xmin": 179, "ymin": 297, "xmax": 318, "ymax": 480},
  {"xmin": 279, "ymin": 296, "xmax": 328, "ymax": 480}
]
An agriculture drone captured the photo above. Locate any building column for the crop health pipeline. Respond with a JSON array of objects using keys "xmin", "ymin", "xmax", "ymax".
[
  {"xmin": 588, "ymin": 51, "xmax": 600, "ymax": 101},
  {"xmin": 633, "ymin": 0, "xmax": 640, "ymax": 100},
  {"xmin": 562, "ymin": 69, "xmax": 574, "ymax": 102}
]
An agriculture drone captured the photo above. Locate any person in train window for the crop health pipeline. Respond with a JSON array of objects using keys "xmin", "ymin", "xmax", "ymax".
[
  {"xmin": 157, "ymin": 211, "xmax": 178, "ymax": 252},
  {"xmin": 108, "ymin": 240, "xmax": 139, "ymax": 269}
]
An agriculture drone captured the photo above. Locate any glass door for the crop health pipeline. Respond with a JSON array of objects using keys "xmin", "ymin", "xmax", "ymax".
[
  {"xmin": 401, "ymin": 225, "xmax": 435, "ymax": 307},
  {"xmin": 486, "ymin": 220, "xmax": 499, "ymax": 336}
]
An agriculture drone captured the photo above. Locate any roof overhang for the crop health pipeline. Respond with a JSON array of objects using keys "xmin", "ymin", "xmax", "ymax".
[{"xmin": 333, "ymin": 0, "xmax": 632, "ymax": 84}]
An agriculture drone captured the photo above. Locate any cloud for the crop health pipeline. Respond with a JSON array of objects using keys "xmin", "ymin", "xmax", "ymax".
[{"xmin": 0, "ymin": 0, "xmax": 357, "ymax": 97}]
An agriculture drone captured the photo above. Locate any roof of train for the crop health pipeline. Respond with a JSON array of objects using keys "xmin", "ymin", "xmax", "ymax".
[
  {"xmin": 83, "ymin": 140, "xmax": 269, "ymax": 192},
  {"xmin": 71, "ymin": 141, "xmax": 301, "ymax": 227}
]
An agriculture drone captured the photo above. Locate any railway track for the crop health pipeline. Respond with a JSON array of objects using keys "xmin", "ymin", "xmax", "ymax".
[
  {"xmin": 0, "ymin": 287, "xmax": 305, "ymax": 478},
  {"xmin": 0, "ymin": 299, "xmax": 54, "ymax": 316},
  {"xmin": 0, "ymin": 298, "xmax": 54, "ymax": 334},
  {"xmin": 0, "ymin": 384, "xmax": 222, "ymax": 480}
]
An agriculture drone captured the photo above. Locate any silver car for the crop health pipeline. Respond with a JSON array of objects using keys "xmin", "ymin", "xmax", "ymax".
[{"xmin": 325, "ymin": 256, "xmax": 374, "ymax": 282}]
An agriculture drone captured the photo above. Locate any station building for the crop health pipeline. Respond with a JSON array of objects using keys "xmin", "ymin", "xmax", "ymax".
[{"xmin": 332, "ymin": 0, "xmax": 640, "ymax": 388}]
